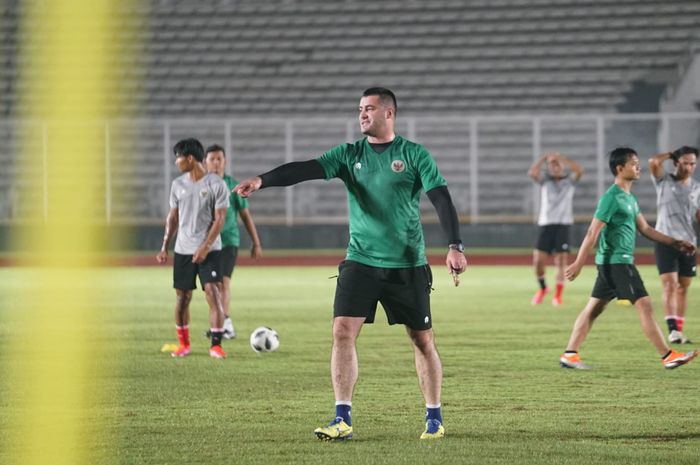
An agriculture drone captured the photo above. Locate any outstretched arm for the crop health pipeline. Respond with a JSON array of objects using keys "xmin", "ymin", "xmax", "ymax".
[
  {"xmin": 234, "ymin": 160, "xmax": 326, "ymax": 197},
  {"xmin": 636, "ymin": 214, "xmax": 696, "ymax": 255},
  {"xmin": 565, "ymin": 217, "xmax": 605, "ymax": 281},
  {"xmin": 426, "ymin": 186, "xmax": 467, "ymax": 283}
]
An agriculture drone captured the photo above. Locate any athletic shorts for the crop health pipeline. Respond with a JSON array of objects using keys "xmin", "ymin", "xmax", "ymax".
[
  {"xmin": 654, "ymin": 242, "xmax": 697, "ymax": 277},
  {"xmin": 220, "ymin": 245, "xmax": 239, "ymax": 278},
  {"xmin": 173, "ymin": 250, "xmax": 223, "ymax": 290},
  {"xmin": 591, "ymin": 264, "xmax": 649, "ymax": 303},
  {"xmin": 535, "ymin": 224, "xmax": 571, "ymax": 254},
  {"xmin": 333, "ymin": 260, "xmax": 433, "ymax": 331}
]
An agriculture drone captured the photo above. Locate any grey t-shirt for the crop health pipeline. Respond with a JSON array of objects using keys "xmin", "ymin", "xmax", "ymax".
[
  {"xmin": 537, "ymin": 174, "xmax": 576, "ymax": 226},
  {"xmin": 652, "ymin": 173, "xmax": 700, "ymax": 243},
  {"xmin": 169, "ymin": 172, "xmax": 229, "ymax": 254}
]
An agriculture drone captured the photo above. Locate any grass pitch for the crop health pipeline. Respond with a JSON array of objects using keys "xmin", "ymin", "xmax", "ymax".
[{"xmin": 1, "ymin": 264, "xmax": 699, "ymax": 465}]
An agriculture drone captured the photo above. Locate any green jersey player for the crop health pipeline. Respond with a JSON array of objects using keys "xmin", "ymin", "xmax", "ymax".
[
  {"xmin": 234, "ymin": 88, "xmax": 467, "ymax": 441},
  {"xmin": 205, "ymin": 144, "xmax": 263, "ymax": 340},
  {"xmin": 560, "ymin": 147, "xmax": 697, "ymax": 371}
]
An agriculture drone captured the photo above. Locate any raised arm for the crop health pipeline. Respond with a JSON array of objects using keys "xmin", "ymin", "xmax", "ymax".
[
  {"xmin": 565, "ymin": 217, "xmax": 606, "ymax": 281},
  {"xmin": 426, "ymin": 186, "xmax": 467, "ymax": 282},
  {"xmin": 560, "ymin": 154, "xmax": 584, "ymax": 181},
  {"xmin": 234, "ymin": 160, "xmax": 326, "ymax": 197},
  {"xmin": 239, "ymin": 208, "xmax": 263, "ymax": 259},
  {"xmin": 648, "ymin": 151, "xmax": 672, "ymax": 180},
  {"xmin": 527, "ymin": 154, "xmax": 548, "ymax": 182},
  {"xmin": 636, "ymin": 213, "xmax": 696, "ymax": 255}
]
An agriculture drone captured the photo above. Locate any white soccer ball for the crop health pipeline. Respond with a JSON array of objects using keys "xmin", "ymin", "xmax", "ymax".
[{"xmin": 249, "ymin": 326, "xmax": 280, "ymax": 353}]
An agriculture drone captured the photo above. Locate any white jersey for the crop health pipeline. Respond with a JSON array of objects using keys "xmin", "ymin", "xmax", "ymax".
[
  {"xmin": 652, "ymin": 173, "xmax": 700, "ymax": 244},
  {"xmin": 169, "ymin": 172, "xmax": 229, "ymax": 255},
  {"xmin": 537, "ymin": 174, "xmax": 576, "ymax": 226}
]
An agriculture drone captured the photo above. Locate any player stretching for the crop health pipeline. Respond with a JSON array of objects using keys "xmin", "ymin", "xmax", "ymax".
[
  {"xmin": 527, "ymin": 152, "xmax": 583, "ymax": 306},
  {"xmin": 156, "ymin": 138, "xmax": 230, "ymax": 359},
  {"xmin": 205, "ymin": 144, "xmax": 263, "ymax": 340},
  {"xmin": 649, "ymin": 146, "xmax": 700, "ymax": 344},
  {"xmin": 234, "ymin": 88, "xmax": 467, "ymax": 440},
  {"xmin": 560, "ymin": 147, "xmax": 698, "ymax": 370}
]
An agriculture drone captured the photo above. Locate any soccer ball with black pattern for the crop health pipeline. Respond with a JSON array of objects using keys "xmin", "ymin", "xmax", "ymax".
[{"xmin": 249, "ymin": 326, "xmax": 280, "ymax": 353}]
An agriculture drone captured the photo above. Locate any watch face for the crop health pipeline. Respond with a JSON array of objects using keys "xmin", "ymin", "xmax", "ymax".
[{"xmin": 449, "ymin": 244, "xmax": 464, "ymax": 252}]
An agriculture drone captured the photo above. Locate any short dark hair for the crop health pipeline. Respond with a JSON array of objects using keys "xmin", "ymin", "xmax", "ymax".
[
  {"xmin": 671, "ymin": 145, "xmax": 699, "ymax": 163},
  {"xmin": 362, "ymin": 87, "xmax": 397, "ymax": 112},
  {"xmin": 609, "ymin": 147, "xmax": 637, "ymax": 176},
  {"xmin": 205, "ymin": 144, "xmax": 226, "ymax": 157},
  {"xmin": 173, "ymin": 138, "xmax": 204, "ymax": 162}
]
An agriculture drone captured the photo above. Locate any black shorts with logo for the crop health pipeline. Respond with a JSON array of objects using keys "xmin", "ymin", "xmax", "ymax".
[
  {"xmin": 173, "ymin": 250, "xmax": 223, "ymax": 290},
  {"xmin": 591, "ymin": 264, "xmax": 649, "ymax": 303},
  {"xmin": 220, "ymin": 246, "xmax": 239, "ymax": 278},
  {"xmin": 333, "ymin": 260, "xmax": 433, "ymax": 331},
  {"xmin": 535, "ymin": 224, "xmax": 571, "ymax": 254},
  {"xmin": 654, "ymin": 242, "xmax": 697, "ymax": 277}
]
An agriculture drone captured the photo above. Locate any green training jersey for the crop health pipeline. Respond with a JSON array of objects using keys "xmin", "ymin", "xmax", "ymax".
[
  {"xmin": 594, "ymin": 184, "xmax": 640, "ymax": 265},
  {"xmin": 316, "ymin": 135, "xmax": 447, "ymax": 268},
  {"xmin": 220, "ymin": 174, "xmax": 249, "ymax": 248}
]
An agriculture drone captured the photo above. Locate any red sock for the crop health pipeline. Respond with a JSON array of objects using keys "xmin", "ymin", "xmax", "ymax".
[
  {"xmin": 555, "ymin": 282, "xmax": 564, "ymax": 298},
  {"xmin": 176, "ymin": 325, "xmax": 190, "ymax": 347},
  {"xmin": 677, "ymin": 317, "xmax": 685, "ymax": 332}
]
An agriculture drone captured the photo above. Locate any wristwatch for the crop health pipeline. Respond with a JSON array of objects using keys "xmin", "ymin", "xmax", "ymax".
[{"xmin": 448, "ymin": 242, "xmax": 464, "ymax": 253}]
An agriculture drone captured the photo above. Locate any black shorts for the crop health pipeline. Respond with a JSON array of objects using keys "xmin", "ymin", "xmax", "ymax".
[
  {"xmin": 535, "ymin": 224, "xmax": 571, "ymax": 254},
  {"xmin": 220, "ymin": 246, "xmax": 239, "ymax": 278},
  {"xmin": 591, "ymin": 264, "xmax": 649, "ymax": 303},
  {"xmin": 173, "ymin": 250, "xmax": 223, "ymax": 290},
  {"xmin": 333, "ymin": 260, "xmax": 433, "ymax": 331},
  {"xmin": 654, "ymin": 243, "xmax": 697, "ymax": 277}
]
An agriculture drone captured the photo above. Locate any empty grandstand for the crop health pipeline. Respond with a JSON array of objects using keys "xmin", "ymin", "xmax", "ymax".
[{"xmin": 1, "ymin": 0, "xmax": 699, "ymax": 248}]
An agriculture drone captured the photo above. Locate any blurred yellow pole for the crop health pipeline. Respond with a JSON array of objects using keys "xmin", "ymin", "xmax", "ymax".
[{"xmin": 6, "ymin": 1, "xmax": 136, "ymax": 464}]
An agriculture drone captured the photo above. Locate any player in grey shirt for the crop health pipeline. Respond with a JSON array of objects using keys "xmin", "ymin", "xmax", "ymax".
[
  {"xmin": 169, "ymin": 169, "xmax": 228, "ymax": 254},
  {"xmin": 528, "ymin": 152, "xmax": 583, "ymax": 306},
  {"xmin": 156, "ymin": 138, "xmax": 230, "ymax": 359},
  {"xmin": 649, "ymin": 146, "xmax": 700, "ymax": 344}
]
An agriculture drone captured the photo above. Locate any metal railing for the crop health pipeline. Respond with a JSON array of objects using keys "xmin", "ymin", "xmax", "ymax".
[{"xmin": 1, "ymin": 112, "xmax": 699, "ymax": 225}]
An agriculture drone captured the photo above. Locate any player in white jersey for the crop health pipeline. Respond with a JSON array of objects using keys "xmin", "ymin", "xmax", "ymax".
[
  {"xmin": 649, "ymin": 146, "xmax": 700, "ymax": 344},
  {"xmin": 528, "ymin": 152, "xmax": 583, "ymax": 306},
  {"xmin": 156, "ymin": 138, "xmax": 231, "ymax": 359}
]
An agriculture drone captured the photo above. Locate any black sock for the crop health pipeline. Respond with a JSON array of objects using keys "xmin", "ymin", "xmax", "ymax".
[
  {"xmin": 662, "ymin": 350, "xmax": 672, "ymax": 360},
  {"xmin": 211, "ymin": 331, "xmax": 223, "ymax": 347},
  {"xmin": 666, "ymin": 318, "xmax": 678, "ymax": 332},
  {"xmin": 538, "ymin": 277, "xmax": 547, "ymax": 290},
  {"xmin": 565, "ymin": 350, "xmax": 577, "ymax": 355}
]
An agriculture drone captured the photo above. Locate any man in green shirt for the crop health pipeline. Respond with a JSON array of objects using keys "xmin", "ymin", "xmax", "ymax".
[
  {"xmin": 234, "ymin": 88, "xmax": 467, "ymax": 441},
  {"xmin": 205, "ymin": 144, "xmax": 263, "ymax": 340},
  {"xmin": 560, "ymin": 147, "xmax": 698, "ymax": 370}
]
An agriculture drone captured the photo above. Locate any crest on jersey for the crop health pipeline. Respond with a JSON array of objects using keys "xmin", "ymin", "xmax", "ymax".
[
  {"xmin": 200, "ymin": 189, "xmax": 209, "ymax": 197},
  {"xmin": 391, "ymin": 160, "xmax": 406, "ymax": 173}
]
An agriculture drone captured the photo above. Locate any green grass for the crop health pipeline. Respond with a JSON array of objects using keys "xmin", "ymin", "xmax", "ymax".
[{"xmin": 1, "ymin": 265, "xmax": 699, "ymax": 465}]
